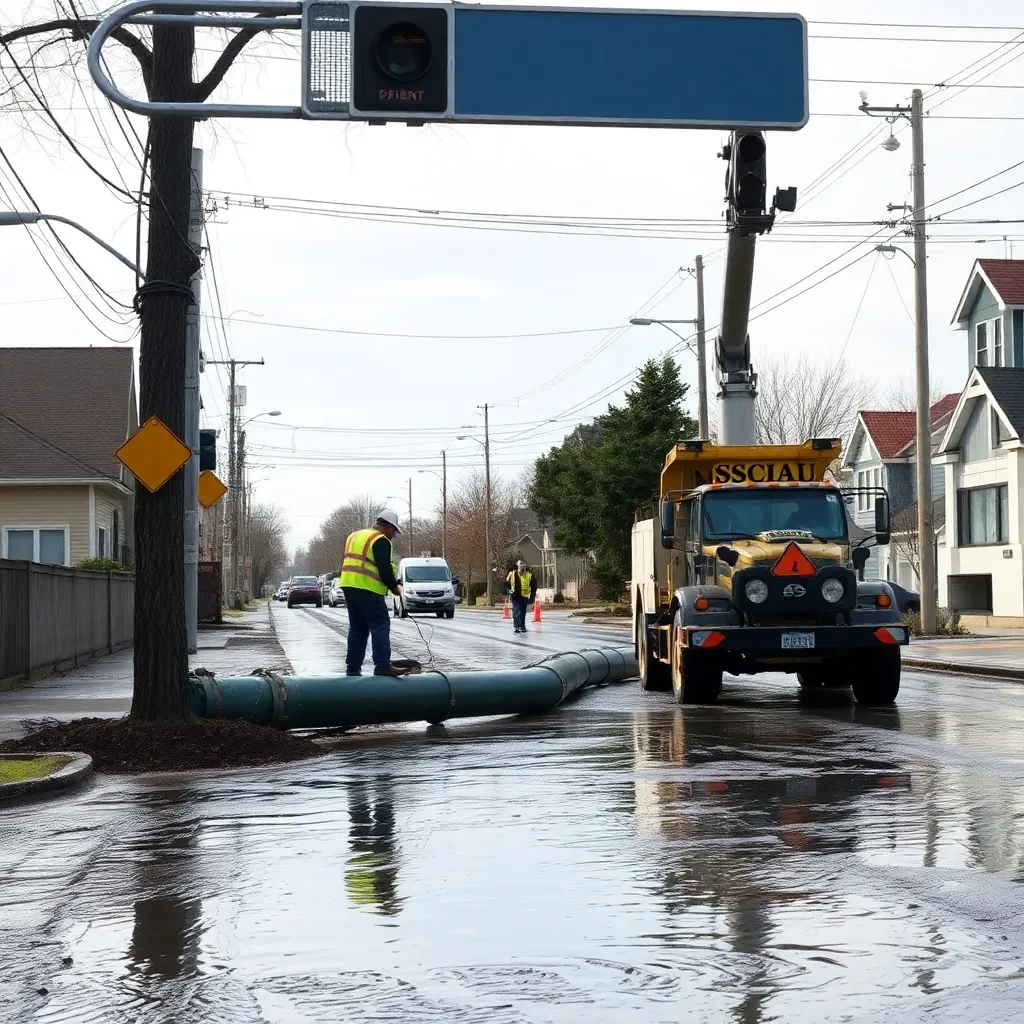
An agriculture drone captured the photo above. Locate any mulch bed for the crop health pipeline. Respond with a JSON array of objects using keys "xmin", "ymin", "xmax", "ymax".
[{"xmin": 0, "ymin": 717, "xmax": 322, "ymax": 774}]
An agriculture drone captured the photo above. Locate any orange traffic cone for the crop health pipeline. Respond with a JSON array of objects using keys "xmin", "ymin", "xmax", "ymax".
[
  {"xmin": 532, "ymin": 600, "xmax": 542, "ymax": 624},
  {"xmin": 502, "ymin": 596, "xmax": 511, "ymax": 619}
]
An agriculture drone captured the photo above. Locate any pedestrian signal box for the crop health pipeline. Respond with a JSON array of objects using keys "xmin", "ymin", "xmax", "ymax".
[{"xmin": 351, "ymin": 3, "xmax": 449, "ymax": 118}]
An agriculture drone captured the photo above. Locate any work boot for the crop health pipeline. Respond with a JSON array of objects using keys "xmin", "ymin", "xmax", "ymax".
[
  {"xmin": 374, "ymin": 664, "xmax": 411, "ymax": 677},
  {"xmin": 345, "ymin": 669, "xmax": 361, "ymax": 677}
]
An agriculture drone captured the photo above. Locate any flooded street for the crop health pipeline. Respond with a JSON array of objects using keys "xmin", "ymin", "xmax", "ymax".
[{"xmin": 5, "ymin": 607, "xmax": 1024, "ymax": 1022}]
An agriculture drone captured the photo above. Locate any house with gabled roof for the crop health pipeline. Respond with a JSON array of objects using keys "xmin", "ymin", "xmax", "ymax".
[
  {"xmin": 951, "ymin": 258, "xmax": 1024, "ymax": 370},
  {"xmin": 935, "ymin": 366, "xmax": 1024, "ymax": 623},
  {"xmin": 841, "ymin": 395, "xmax": 959, "ymax": 585},
  {"xmin": 0, "ymin": 347, "xmax": 137, "ymax": 566}
]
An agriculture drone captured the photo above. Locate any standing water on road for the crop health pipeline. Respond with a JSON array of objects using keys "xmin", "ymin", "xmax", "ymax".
[{"xmin": 4, "ymin": 611, "xmax": 1024, "ymax": 1022}]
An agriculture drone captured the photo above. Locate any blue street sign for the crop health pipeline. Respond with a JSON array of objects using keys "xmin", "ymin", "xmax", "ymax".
[{"xmin": 452, "ymin": 7, "xmax": 807, "ymax": 130}]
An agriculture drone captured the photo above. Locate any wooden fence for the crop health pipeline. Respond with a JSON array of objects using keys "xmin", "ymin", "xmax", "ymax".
[{"xmin": 0, "ymin": 559, "xmax": 134, "ymax": 687}]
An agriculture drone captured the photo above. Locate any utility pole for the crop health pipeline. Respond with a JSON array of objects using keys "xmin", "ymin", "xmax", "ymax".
[
  {"xmin": 441, "ymin": 449, "xmax": 447, "ymax": 560},
  {"xmin": 694, "ymin": 254, "xmax": 709, "ymax": 439},
  {"xmin": 183, "ymin": 148, "xmax": 203, "ymax": 654},
  {"xmin": 408, "ymin": 476, "xmax": 414, "ymax": 555},
  {"xmin": 910, "ymin": 89, "xmax": 936, "ymax": 636},
  {"xmin": 207, "ymin": 357, "xmax": 264, "ymax": 610},
  {"xmin": 860, "ymin": 88, "xmax": 935, "ymax": 634},
  {"xmin": 483, "ymin": 403, "xmax": 492, "ymax": 607}
]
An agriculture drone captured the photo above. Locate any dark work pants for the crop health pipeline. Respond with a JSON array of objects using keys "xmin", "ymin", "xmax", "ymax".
[
  {"xmin": 511, "ymin": 595, "xmax": 529, "ymax": 631},
  {"xmin": 343, "ymin": 587, "xmax": 392, "ymax": 671}
]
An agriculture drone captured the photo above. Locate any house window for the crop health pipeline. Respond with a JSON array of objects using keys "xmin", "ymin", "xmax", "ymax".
[
  {"xmin": 977, "ymin": 321, "xmax": 988, "ymax": 366},
  {"xmin": 2, "ymin": 526, "xmax": 68, "ymax": 565},
  {"xmin": 112, "ymin": 510, "xmax": 120, "ymax": 560},
  {"xmin": 994, "ymin": 318, "xmax": 1004, "ymax": 367},
  {"xmin": 957, "ymin": 484, "xmax": 1010, "ymax": 546},
  {"xmin": 97, "ymin": 526, "xmax": 108, "ymax": 559},
  {"xmin": 993, "ymin": 409, "xmax": 1007, "ymax": 448}
]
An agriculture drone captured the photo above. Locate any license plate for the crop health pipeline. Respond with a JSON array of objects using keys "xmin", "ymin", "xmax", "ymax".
[{"xmin": 781, "ymin": 632, "xmax": 815, "ymax": 650}]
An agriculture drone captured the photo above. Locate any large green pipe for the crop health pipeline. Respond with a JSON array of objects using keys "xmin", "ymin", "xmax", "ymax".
[{"xmin": 189, "ymin": 647, "xmax": 637, "ymax": 730}]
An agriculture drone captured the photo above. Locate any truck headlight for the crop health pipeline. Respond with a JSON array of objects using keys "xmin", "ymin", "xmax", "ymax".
[
  {"xmin": 821, "ymin": 578, "xmax": 845, "ymax": 604},
  {"xmin": 745, "ymin": 579, "xmax": 769, "ymax": 604}
]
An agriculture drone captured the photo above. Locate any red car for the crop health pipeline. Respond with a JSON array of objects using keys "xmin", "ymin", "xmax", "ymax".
[{"xmin": 287, "ymin": 575, "xmax": 322, "ymax": 608}]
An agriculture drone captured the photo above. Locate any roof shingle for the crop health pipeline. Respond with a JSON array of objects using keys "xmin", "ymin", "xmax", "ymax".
[
  {"xmin": 976, "ymin": 366, "xmax": 1024, "ymax": 437},
  {"xmin": 0, "ymin": 347, "xmax": 135, "ymax": 481},
  {"xmin": 859, "ymin": 393, "xmax": 960, "ymax": 460},
  {"xmin": 978, "ymin": 259, "xmax": 1024, "ymax": 305}
]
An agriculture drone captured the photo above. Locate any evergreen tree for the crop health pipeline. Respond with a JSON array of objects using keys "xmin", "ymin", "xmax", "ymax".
[{"xmin": 530, "ymin": 358, "xmax": 697, "ymax": 599}]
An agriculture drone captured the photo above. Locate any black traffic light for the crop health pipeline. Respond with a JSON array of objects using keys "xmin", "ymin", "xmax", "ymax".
[
  {"xmin": 728, "ymin": 131, "xmax": 767, "ymax": 214},
  {"xmin": 199, "ymin": 429, "xmax": 217, "ymax": 472},
  {"xmin": 352, "ymin": 4, "xmax": 449, "ymax": 118}
]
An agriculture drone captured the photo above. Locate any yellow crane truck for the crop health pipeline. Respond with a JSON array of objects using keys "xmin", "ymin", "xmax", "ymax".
[{"xmin": 631, "ymin": 131, "xmax": 907, "ymax": 706}]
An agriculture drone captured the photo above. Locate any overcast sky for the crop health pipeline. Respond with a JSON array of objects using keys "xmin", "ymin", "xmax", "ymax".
[{"xmin": 2, "ymin": 0, "xmax": 1022, "ymax": 553}]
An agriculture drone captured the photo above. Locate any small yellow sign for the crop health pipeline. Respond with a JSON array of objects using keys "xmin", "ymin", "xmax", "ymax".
[
  {"xmin": 197, "ymin": 469, "xmax": 228, "ymax": 509},
  {"xmin": 115, "ymin": 416, "xmax": 191, "ymax": 493}
]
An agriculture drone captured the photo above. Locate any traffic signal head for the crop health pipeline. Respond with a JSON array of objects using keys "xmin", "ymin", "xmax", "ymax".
[
  {"xmin": 352, "ymin": 4, "xmax": 449, "ymax": 118},
  {"xmin": 728, "ymin": 132, "xmax": 767, "ymax": 213},
  {"xmin": 199, "ymin": 429, "xmax": 217, "ymax": 472}
]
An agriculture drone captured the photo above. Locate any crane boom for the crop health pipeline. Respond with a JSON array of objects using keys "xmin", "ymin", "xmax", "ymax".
[{"xmin": 715, "ymin": 131, "xmax": 796, "ymax": 445}]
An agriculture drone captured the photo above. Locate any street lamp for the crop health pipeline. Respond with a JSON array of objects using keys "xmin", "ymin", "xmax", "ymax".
[
  {"xmin": 630, "ymin": 316, "xmax": 708, "ymax": 438},
  {"xmin": 458, "ymin": 432, "xmax": 492, "ymax": 606},
  {"xmin": 418, "ymin": 449, "xmax": 447, "ymax": 559},
  {"xmin": 0, "ymin": 211, "xmax": 141, "ymax": 276},
  {"xmin": 860, "ymin": 88, "xmax": 936, "ymax": 635}
]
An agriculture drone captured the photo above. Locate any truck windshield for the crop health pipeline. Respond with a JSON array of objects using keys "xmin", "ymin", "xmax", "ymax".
[
  {"xmin": 405, "ymin": 566, "xmax": 450, "ymax": 582},
  {"xmin": 702, "ymin": 489, "xmax": 847, "ymax": 542}
]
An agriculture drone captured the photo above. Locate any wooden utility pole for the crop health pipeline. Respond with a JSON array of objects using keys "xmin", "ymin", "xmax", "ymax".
[
  {"xmin": 695, "ymin": 254, "xmax": 709, "ymax": 439},
  {"xmin": 130, "ymin": 22, "xmax": 200, "ymax": 720}
]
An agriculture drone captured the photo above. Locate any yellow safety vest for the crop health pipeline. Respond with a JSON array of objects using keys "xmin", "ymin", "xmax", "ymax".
[
  {"xmin": 507, "ymin": 569, "xmax": 533, "ymax": 598},
  {"xmin": 340, "ymin": 528, "xmax": 391, "ymax": 595}
]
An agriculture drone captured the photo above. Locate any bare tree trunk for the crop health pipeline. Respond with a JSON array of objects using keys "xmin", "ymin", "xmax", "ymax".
[{"xmin": 130, "ymin": 23, "xmax": 197, "ymax": 720}]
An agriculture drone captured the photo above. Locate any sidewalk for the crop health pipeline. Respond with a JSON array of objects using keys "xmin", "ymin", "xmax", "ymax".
[
  {"xmin": 0, "ymin": 605, "xmax": 288, "ymax": 743},
  {"xmin": 903, "ymin": 634, "xmax": 1024, "ymax": 679}
]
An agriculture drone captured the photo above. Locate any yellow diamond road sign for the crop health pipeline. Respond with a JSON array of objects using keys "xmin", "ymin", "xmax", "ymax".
[
  {"xmin": 115, "ymin": 416, "xmax": 191, "ymax": 493},
  {"xmin": 198, "ymin": 470, "xmax": 228, "ymax": 509}
]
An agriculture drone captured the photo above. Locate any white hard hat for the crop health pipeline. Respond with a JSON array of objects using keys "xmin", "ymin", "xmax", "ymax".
[{"xmin": 376, "ymin": 507, "xmax": 401, "ymax": 531}]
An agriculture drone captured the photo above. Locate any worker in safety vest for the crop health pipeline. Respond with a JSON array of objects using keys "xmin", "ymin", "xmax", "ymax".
[
  {"xmin": 340, "ymin": 509, "xmax": 408, "ymax": 677},
  {"xmin": 506, "ymin": 559, "xmax": 537, "ymax": 634}
]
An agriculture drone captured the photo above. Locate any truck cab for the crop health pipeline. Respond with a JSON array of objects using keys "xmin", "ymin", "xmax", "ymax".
[{"xmin": 631, "ymin": 439, "xmax": 908, "ymax": 706}]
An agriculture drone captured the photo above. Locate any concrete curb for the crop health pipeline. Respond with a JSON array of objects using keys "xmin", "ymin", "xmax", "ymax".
[
  {"xmin": 0, "ymin": 752, "xmax": 93, "ymax": 802},
  {"xmin": 902, "ymin": 658, "xmax": 1024, "ymax": 681}
]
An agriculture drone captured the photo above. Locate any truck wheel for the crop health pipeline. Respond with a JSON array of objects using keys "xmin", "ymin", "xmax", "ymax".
[
  {"xmin": 851, "ymin": 648, "xmax": 901, "ymax": 705},
  {"xmin": 637, "ymin": 612, "xmax": 671, "ymax": 692},
  {"xmin": 671, "ymin": 610, "xmax": 722, "ymax": 704}
]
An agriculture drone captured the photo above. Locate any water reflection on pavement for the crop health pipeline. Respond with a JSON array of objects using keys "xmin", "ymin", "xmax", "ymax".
[{"xmin": 4, "ymin": 614, "xmax": 1024, "ymax": 1022}]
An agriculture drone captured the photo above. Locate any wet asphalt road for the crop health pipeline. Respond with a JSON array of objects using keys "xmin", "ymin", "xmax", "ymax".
[{"xmin": 4, "ymin": 605, "xmax": 1024, "ymax": 1023}]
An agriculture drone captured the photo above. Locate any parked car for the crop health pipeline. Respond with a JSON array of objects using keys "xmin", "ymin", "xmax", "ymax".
[
  {"xmin": 391, "ymin": 556, "xmax": 456, "ymax": 618},
  {"xmin": 328, "ymin": 578, "xmax": 346, "ymax": 608},
  {"xmin": 321, "ymin": 572, "xmax": 339, "ymax": 602},
  {"xmin": 275, "ymin": 580, "xmax": 290, "ymax": 601},
  {"xmin": 287, "ymin": 575, "xmax": 322, "ymax": 608},
  {"xmin": 870, "ymin": 580, "xmax": 920, "ymax": 614}
]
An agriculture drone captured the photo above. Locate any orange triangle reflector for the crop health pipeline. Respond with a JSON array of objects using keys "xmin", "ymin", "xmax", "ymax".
[{"xmin": 771, "ymin": 541, "xmax": 816, "ymax": 577}]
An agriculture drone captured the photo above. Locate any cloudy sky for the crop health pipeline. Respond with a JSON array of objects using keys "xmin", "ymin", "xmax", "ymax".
[{"xmin": 3, "ymin": 0, "xmax": 1022, "ymax": 553}]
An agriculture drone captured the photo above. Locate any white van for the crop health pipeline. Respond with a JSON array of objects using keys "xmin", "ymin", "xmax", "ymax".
[{"xmin": 392, "ymin": 556, "xmax": 456, "ymax": 619}]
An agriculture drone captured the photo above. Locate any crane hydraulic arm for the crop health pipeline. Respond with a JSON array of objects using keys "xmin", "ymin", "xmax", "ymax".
[{"xmin": 715, "ymin": 132, "xmax": 797, "ymax": 446}]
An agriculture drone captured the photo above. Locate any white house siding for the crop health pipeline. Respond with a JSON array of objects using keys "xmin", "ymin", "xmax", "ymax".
[
  {"xmin": 852, "ymin": 459, "xmax": 886, "ymax": 579},
  {"xmin": 0, "ymin": 485, "xmax": 90, "ymax": 565},
  {"xmin": 940, "ymin": 445, "xmax": 1024, "ymax": 621},
  {"xmin": 94, "ymin": 490, "xmax": 122, "ymax": 560}
]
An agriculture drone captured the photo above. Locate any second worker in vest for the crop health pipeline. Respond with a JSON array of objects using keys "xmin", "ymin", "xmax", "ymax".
[
  {"xmin": 340, "ymin": 509, "xmax": 409, "ymax": 677},
  {"xmin": 506, "ymin": 559, "xmax": 537, "ymax": 634}
]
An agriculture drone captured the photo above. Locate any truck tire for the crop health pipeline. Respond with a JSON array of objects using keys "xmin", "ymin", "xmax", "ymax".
[
  {"xmin": 671, "ymin": 610, "xmax": 722, "ymax": 704},
  {"xmin": 637, "ymin": 611, "xmax": 671, "ymax": 692},
  {"xmin": 851, "ymin": 648, "xmax": 901, "ymax": 705}
]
